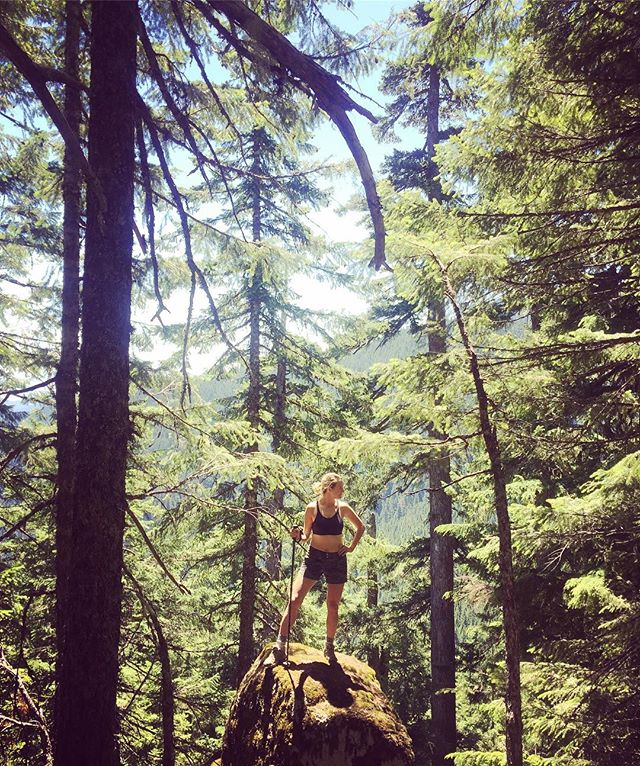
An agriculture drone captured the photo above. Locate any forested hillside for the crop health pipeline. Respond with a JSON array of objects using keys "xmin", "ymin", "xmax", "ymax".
[{"xmin": 1, "ymin": 2, "xmax": 639, "ymax": 766}]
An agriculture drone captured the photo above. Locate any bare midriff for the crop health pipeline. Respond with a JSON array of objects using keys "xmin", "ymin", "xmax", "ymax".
[{"xmin": 310, "ymin": 531, "xmax": 343, "ymax": 553}]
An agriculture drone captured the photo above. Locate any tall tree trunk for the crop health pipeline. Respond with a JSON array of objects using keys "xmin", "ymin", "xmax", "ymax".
[
  {"xmin": 54, "ymin": 3, "xmax": 137, "ymax": 765},
  {"xmin": 151, "ymin": 612, "xmax": 175, "ymax": 766},
  {"xmin": 238, "ymin": 265, "xmax": 260, "ymax": 678},
  {"xmin": 238, "ymin": 132, "xmax": 262, "ymax": 680},
  {"xmin": 265, "ymin": 343, "xmax": 286, "ymax": 581},
  {"xmin": 425, "ymin": 66, "xmax": 439, "ymax": 163},
  {"xmin": 428, "ymin": 405, "xmax": 456, "ymax": 764},
  {"xmin": 436, "ymin": 258, "xmax": 523, "ymax": 766},
  {"xmin": 126, "ymin": 570, "xmax": 175, "ymax": 766},
  {"xmin": 54, "ymin": 0, "xmax": 81, "ymax": 735},
  {"xmin": 366, "ymin": 510, "xmax": 389, "ymax": 685},
  {"xmin": 366, "ymin": 511, "xmax": 378, "ymax": 613},
  {"xmin": 425, "ymin": 64, "xmax": 457, "ymax": 766}
]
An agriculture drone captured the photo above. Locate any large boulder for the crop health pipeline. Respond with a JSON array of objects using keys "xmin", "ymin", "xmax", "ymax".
[{"xmin": 221, "ymin": 642, "xmax": 414, "ymax": 766}]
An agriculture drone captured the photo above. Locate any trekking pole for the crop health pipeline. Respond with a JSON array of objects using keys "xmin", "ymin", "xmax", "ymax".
[{"xmin": 285, "ymin": 533, "xmax": 297, "ymax": 666}]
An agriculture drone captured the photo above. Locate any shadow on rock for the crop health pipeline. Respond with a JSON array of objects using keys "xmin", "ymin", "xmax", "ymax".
[{"xmin": 291, "ymin": 659, "xmax": 367, "ymax": 722}]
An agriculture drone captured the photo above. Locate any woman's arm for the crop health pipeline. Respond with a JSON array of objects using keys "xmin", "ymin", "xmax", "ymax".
[
  {"xmin": 291, "ymin": 504, "xmax": 315, "ymax": 542},
  {"xmin": 341, "ymin": 504, "xmax": 365, "ymax": 553}
]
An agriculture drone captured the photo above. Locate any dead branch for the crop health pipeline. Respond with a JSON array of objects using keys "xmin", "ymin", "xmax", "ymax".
[
  {"xmin": 137, "ymin": 101, "xmax": 246, "ymax": 378},
  {"xmin": 170, "ymin": 0, "xmax": 245, "ymax": 147},
  {"xmin": 136, "ymin": 8, "xmax": 246, "ymax": 235}
]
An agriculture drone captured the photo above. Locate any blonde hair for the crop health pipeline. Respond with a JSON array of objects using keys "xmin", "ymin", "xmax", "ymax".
[{"xmin": 313, "ymin": 472, "xmax": 342, "ymax": 496}]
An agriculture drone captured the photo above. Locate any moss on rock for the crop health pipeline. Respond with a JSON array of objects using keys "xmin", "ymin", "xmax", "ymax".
[{"xmin": 221, "ymin": 643, "xmax": 414, "ymax": 766}]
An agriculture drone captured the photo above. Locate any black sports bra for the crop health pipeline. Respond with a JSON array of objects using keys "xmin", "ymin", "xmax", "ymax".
[{"xmin": 311, "ymin": 500, "xmax": 344, "ymax": 535}]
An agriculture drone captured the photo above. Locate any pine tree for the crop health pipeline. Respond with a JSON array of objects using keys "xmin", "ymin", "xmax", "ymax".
[
  {"xmin": 53, "ymin": 1, "xmax": 82, "ymax": 733},
  {"xmin": 53, "ymin": 3, "xmax": 137, "ymax": 764}
]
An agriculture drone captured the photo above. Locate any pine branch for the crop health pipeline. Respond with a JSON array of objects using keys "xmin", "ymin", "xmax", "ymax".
[
  {"xmin": 460, "ymin": 200, "xmax": 640, "ymax": 221},
  {"xmin": 0, "ymin": 377, "xmax": 56, "ymax": 406},
  {"xmin": 138, "ymin": 100, "xmax": 248, "ymax": 386},
  {"xmin": 0, "ymin": 21, "xmax": 106, "ymax": 215},
  {"xmin": 483, "ymin": 333, "xmax": 640, "ymax": 367},
  {"xmin": 125, "ymin": 503, "xmax": 191, "ymax": 595},
  {"xmin": 136, "ymin": 121, "xmax": 167, "ymax": 322},
  {"xmin": 0, "ymin": 497, "xmax": 53, "ymax": 543},
  {"xmin": 0, "ymin": 432, "xmax": 56, "ymax": 475},
  {"xmin": 204, "ymin": 0, "xmax": 387, "ymax": 269},
  {"xmin": 0, "ymin": 648, "xmax": 53, "ymax": 765}
]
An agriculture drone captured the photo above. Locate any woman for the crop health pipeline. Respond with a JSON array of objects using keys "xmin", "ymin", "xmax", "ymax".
[{"xmin": 272, "ymin": 472, "xmax": 365, "ymax": 663}]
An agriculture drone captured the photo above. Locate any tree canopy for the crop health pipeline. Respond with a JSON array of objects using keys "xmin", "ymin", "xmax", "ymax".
[{"xmin": 1, "ymin": 2, "xmax": 639, "ymax": 766}]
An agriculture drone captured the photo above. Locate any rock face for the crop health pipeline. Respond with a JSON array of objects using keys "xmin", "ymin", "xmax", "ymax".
[{"xmin": 221, "ymin": 643, "xmax": 414, "ymax": 766}]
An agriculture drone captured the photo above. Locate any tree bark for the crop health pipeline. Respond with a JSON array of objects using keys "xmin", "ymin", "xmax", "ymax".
[
  {"xmin": 238, "ymin": 131, "xmax": 262, "ymax": 680},
  {"xmin": 54, "ymin": 0, "xmax": 81, "ymax": 735},
  {"xmin": 125, "ymin": 569, "xmax": 175, "ymax": 766},
  {"xmin": 150, "ymin": 610, "xmax": 175, "ymax": 766},
  {"xmin": 425, "ymin": 64, "xmax": 457, "ymax": 766},
  {"xmin": 425, "ymin": 66, "xmax": 439, "ymax": 161},
  {"xmin": 435, "ymin": 257, "xmax": 523, "ymax": 766},
  {"xmin": 366, "ymin": 510, "xmax": 388, "ymax": 686},
  {"xmin": 428, "ymin": 424, "xmax": 456, "ymax": 766},
  {"xmin": 265, "ymin": 344, "xmax": 286, "ymax": 581},
  {"xmin": 367, "ymin": 512, "xmax": 379, "ymax": 612},
  {"xmin": 54, "ymin": 3, "xmax": 137, "ymax": 765}
]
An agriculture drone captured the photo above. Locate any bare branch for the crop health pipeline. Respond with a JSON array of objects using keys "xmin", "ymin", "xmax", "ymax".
[
  {"xmin": 125, "ymin": 503, "xmax": 191, "ymax": 595},
  {"xmin": 136, "ymin": 9, "xmax": 247, "ymax": 236},
  {"xmin": 138, "ymin": 96, "xmax": 248, "ymax": 371},
  {"xmin": 0, "ymin": 377, "xmax": 56, "ymax": 406}
]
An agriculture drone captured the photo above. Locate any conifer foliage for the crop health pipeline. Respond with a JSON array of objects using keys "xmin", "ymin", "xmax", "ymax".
[{"xmin": 1, "ymin": 1, "xmax": 639, "ymax": 766}]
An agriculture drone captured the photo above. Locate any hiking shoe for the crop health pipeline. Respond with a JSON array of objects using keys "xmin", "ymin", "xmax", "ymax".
[
  {"xmin": 271, "ymin": 644, "xmax": 286, "ymax": 664},
  {"xmin": 323, "ymin": 642, "xmax": 337, "ymax": 663}
]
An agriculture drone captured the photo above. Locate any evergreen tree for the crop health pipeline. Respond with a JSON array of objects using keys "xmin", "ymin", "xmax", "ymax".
[
  {"xmin": 53, "ymin": 1, "xmax": 82, "ymax": 735},
  {"xmin": 54, "ymin": 3, "xmax": 137, "ymax": 763}
]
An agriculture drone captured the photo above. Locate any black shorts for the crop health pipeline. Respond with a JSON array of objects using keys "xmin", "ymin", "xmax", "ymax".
[{"xmin": 300, "ymin": 547, "xmax": 347, "ymax": 585}]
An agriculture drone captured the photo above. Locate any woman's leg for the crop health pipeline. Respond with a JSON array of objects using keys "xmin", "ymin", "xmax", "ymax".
[
  {"xmin": 325, "ymin": 582, "xmax": 345, "ymax": 640},
  {"xmin": 278, "ymin": 574, "xmax": 317, "ymax": 637}
]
